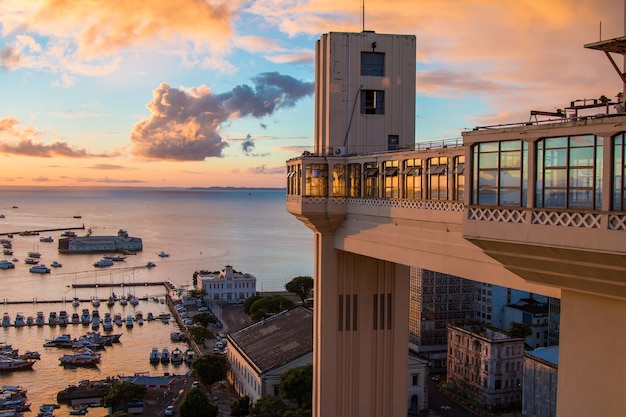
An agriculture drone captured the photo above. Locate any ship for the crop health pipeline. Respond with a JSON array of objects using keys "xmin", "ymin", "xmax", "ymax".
[
  {"xmin": 0, "ymin": 357, "xmax": 35, "ymax": 372},
  {"xmin": 58, "ymin": 229, "xmax": 142, "ymax": 254}
]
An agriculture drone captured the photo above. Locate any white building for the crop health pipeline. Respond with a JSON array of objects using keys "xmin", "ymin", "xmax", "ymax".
[
  {"xmin": 523, "ymin": 346, "xmax": 559, "ymax": 417},
  {"xmin": 199, "ymin": 265, "xmax": 256, "ymax": 304}
]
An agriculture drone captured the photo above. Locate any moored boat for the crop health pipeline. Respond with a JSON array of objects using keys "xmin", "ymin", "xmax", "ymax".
[
  {"xmin": 23, "ymin": 258, "xmax": 39, "ymax": 264},
  {"xmin": 0, "ymin": 357, "xmax": 35, "ymax": 372},
  {"xmin": 160, "ymin": 348, "xmax": 170, "ymax": 363},
  {"xmin": 51, "ymin": 261, "xmax": 62, "ymax": 268},
  {"xmin": 59, "ymin": 347, "xmax": 101, "ymax": 366},
  {"xmin": 29, "ymin": 264, "xmax": 50, "ymax": 274},
  {"xmin": 170, "ymin": 347, "xmax": 183, "ymax": 364},
  {"xmin": 149, "ymin": 347, "xmax": 160, "ymax": 363},
  {"xmin": 0, "ymin": 259, "xmax": 15, "ymax": 269},
  {"xmin": 93, "ymin": 258, "xmax": 113, "ymax": 268}
]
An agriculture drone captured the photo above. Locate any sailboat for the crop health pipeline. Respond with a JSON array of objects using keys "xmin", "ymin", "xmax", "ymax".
[
  {"xmin": 92, "ymin": 272, "xmax": 100, "ymax": 307},
  {"xmin": 72, "ymin": 274, "xmax": 80, "ymax": 307}
]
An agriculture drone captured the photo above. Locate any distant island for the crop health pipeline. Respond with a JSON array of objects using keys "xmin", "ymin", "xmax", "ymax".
[{"xmin": 187, "ymin": 187, "xmax": 285, "ymax": 191}]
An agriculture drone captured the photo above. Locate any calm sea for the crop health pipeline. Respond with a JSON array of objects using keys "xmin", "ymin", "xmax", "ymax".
[{"xmin": 0, "ymin": 186, "xmax": 314, "ymax": 416}]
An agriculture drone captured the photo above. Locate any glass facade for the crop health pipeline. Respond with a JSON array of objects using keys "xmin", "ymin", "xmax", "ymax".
[
  {"xmin": 363, "ymin": 162, "xmax": 379, "ymax": 197},
  {"xmin": 332, "ymin": 164, "xmax": 347, "ymax": 197},
  {"xmin": 613, "ymin": 134, "xmax": 626, "ymax": 211},
  {"xmin": 304, "ymin": 163, "xmax": 328, "ymax": 197},
  {"xmin": 403, "ymin": 159, "xmax": 422, "ymax": 199},
  {"xmin": 348, "ymin": 164, "xmax": 361, "ymax": 197},
  {"xmin": 536, "ymin": 135, "xmax": 602, "ymax": 210},
  {"xmin": 427, "ymin": 157, "xmax": 448, "ymax": 200},
  {"xmin": 383, "ymin": 160, "xmax": 399, "ymax": 198}
]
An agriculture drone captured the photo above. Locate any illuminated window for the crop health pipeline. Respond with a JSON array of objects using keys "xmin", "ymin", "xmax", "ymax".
[
  {"xmin": 453, "ymin": 156, "xmax": 465, "ymax": 201},
  {"xmin": 348, "ymin": 164, "xmax": 361, "ymax": 197},
  {"xmin": 363, "ymin": 162, "xmax": 379, "ymax": 197},
  {"xmin": 361, "ymin": 90, "xmax": 385, "ymax": 114},
  {"xmin": 332, "ymin": 164, "xmax": 346, "ymax": 197},
  {"xmin": 403, "ymin": 159, "xmax": 422, "ymax": 199},
  {"xmin": 383, "ymin": 160, "xmax": 399, "ymax": 198},
  {"xmin": 304, "ymin": 163, "xmax": 328, "ymax": 197},
  {"xmin": 613, "ymin": 133, "xmax": 626, "ymax": 210},
  {"xmin": 427, "ymin": 157, "xmax": 448, "ymax": 200},
  {"xmin": 361, "ymin": 52, "xmax": 385, "ymax": 76}
]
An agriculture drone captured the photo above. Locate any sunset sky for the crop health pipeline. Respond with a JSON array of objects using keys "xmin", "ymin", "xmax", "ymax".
[{"xmin": 0, "ymin": 0, "xmax": 624, "ymax": 188}]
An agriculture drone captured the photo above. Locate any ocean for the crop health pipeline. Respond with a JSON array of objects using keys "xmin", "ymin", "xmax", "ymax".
[{"xmin": 0, "ymin": 186, "xmax": 314, "ymax": 416}]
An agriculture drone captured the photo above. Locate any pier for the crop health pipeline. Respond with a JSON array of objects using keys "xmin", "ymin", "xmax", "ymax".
[{"xmin": 0, "ymin": 225, "xmax": 85, "ymax": 236}]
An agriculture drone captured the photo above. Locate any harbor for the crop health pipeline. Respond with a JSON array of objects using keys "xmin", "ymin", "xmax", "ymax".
[{"xmin": 0, "ymin": 225, "xmax": 85, "ymax": 237}]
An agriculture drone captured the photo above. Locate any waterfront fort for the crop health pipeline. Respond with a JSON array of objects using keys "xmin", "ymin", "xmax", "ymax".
[{"xmin": 58, "ymin": 229, "xmax": 143, "ymax": 253}]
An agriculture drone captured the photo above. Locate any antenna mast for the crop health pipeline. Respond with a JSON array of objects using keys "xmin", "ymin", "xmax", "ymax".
[{"xmin": 362, "ymin": 0, "xmax": 365, "ymax": 31}]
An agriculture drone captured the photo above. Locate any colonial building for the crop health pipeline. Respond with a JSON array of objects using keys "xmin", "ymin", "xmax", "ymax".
[
  {"xmin": 407, "ymin": 354, "xmax": 430, "ymax": 415},
  {"xmin": 523, "ymin": 346, "xmax": 558, "ymax": 417},
  {"xmin": 198, "ymin": 265, "xmax": 256, "ymax": 304},
  {"xmin": 447, "ymin": 323, "xmax": 525, "ymax": 410},
  {"xmin": 502, "ymin": 298, "xmax": 550, "ymax": 349},
  {"xmin": 226, "ymin": 306, "xmax": 314, "ymax": 402}
]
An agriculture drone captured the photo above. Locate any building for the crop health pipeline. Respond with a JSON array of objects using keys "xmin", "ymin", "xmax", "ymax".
[
  {"xmin": 523, "ymin": 347, "xmax": 559, "ymax": 417},
  {"xmin": 407, "ymin": 354, "xmax": 429, "ymax": 415},
  {"xmin": 502, "ymin": 298, "xmax": 549, "ymax": 349},
  {"xmin": 447, "ymin": 323, "xmax": 524, "ymax": 410},
  {"xmin": 198, "ymin": 265, "xmax": 256, "ymax": 304},
  {"xmin": 58, "ymin": 229, "xmax": 142, "ymax": 253},
  {"xmin": 226, "ymin": 306, "xmax": 314, "ymax": 402},
  {"xmin": 408, "ymin": 267, "xmax": 477, "ymax": 370}
]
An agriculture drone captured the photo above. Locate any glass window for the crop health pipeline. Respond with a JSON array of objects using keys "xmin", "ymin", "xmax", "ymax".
[
  {"xmin": 536, "ymin": 135, "xmax": 602, "ymax": 209},
  {"xmin": 613, "ymin": 134, "xmax": 626, "ymax": 210},
  {"xmin": 472, "ymin": 140, "xmax": 527, "ymax": 206},
  {"xmin": 403, "ymin": 159, "xmax": 422, "ymax": 199},
  {"xmin": 454, "ymin": 156, "xmax": 465, "ymax": 201},
  {"xmin": 363, "ymin": 162, "xmax": 379, "ymax": 197},
  {"xmin": 304, "ymin": 163, "xmax": 328, "ymax": 197},
  {"xmin": 361, "ymin": 90, "xmax": 385, "ymax": 114},
  {"xmin": 348, "ymin": 164, "xmax": 361, "ymax": 197},
  {"xmin": 427, "ymin": 157, "xmax": 448, "ymax": 200},
  {"xmin": 361, "ymin": 52, "xmax": 385, "ymax": 76},
  {"xmin": 383, "ymin": 160, "xmax": 399, "ymax": 198},
  {"xmin": 332, "ymin": 164, "xmax": 346, "ymax": 197},
  {"xmin": 286, "ymin": 164, "xmax": 301, "ymax": 195}
]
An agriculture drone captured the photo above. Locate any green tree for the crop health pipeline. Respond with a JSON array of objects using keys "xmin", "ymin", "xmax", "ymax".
[
  {"xmin": 285, "ymin": 276, "xmax": 314, "ymax": 303},
  {"xmin": 231, "ymin": 395, "xmax": 251, "ymax": 417},
  {"xmin": 251, "ymin": 396, "xmax": 287, "ymax": 417},
  {"xmin": 244, "ymin": 295, "xmax": 263, "ymax": 315},
  {"xmin": 192, "ymin": 353, "xmax": 230, "ymax": 391},
  {"xmin": 280, "ymin": 364, "xmax": 312, "ymax": 409},
  {"xmin": 192, "ymin": 312, "xmax": 217, "ymax": 327},
  {"xmin": 100, "ymin": 382, "xmax": 146, "ymax": 413},
  {"xmin": 508, "ymin": 322, "xmax": 533, "ymax": 339},
  {"xmin": 188, "ymin": 326, "xmax": 214, "ymax": 345},
  {"xmin": 249, "ymin": 296, "xmax": 294, "ymax": 321},
  {"xmin": 179, "ymin": 388, "xmax": 218, "ymax": 417}
]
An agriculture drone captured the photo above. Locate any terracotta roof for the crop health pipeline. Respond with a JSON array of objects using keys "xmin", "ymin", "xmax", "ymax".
[{"xmin": 228, "ymin": 306, "xmax": 313, "ymax": 373}]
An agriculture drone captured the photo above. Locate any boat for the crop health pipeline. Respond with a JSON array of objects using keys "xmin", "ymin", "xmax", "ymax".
[
  {"xmin": 43, "ymin": 334, "xmax": 74, "ymax": 348},
  {"xmin": 2, "ymin": 249, "xmax": 12, "ymax": 256},
  {"xmin": 69, "ymin": 404, "xmax": 88, "ymax": 415},
  {"xmin": 13, "ymin": 313, "xmax": 25, "ymax": 327},
  {"xmin": 129, "ymin": 296, "xmax": 139, "ymax": 306},
  {"xmin": 0, "ymin": 357, "xmax": 35, "ymax": 372},
  {"xmin": 170, "ymin": 332, "xmax": 181, "ymax": 342},
  {"xmin": 71, "ymin": 313, "xmax": 80, "ymax": 324},
  {"xmin": 113, "ymin": 314, "xmax": 123, "ymax": 326},
  {"xmin": 29, "ymin": 264, "xmax": 50, "ymax": 274},
  {"xmin": 0, "ymin": 260, "xmax": 15, "ymax": 269},
  {"xmin": 60, "ymin": 231, "xmax": 77, "ymax": 237},
  {"xmin": 23, "ymin": 258, "xmax": 39, "ymax": 264},
  {"xmin": 104, "ymin": 254, "xmax": 126, "ymax": 261},
  {"xmin": 135, "ymin": 311, "xmax": 144, "ymax": 325},
  {"xmin": 149, "ymin": 347, "xmax": 160, "ymax": 363},
  {"xmin": 39, "ymin": 236, "xmax": 53, "ymax": 243},
  {"xmin": 170, "ymin": 347, "xmax": 183, "ymax": 364},
  {"xmin": 119, "ymin": 296, "xmax": 128, "ymax": 307},
  {"xmin": 35, "ymin": 312, "xmax": 45, "ymax": 326},
  {"xmin": 125, "ymin": 316, "xmax": 134, "ymax": 329},
  {"xmin": 72, "ymin": 297, "xmax": 80, "ymax": 307},
  {"xmin": 160, "ymin": 348, "xmax": 170, "ymax": 363},
  {"xmin": 73, "ymin": 215, "xmax": 82, "ymax": 219},
  {"xmin": 158, "ymin": 251, "xmax": 169, "ymax": 257},
  {"xmin": 48, "ymin": 311, "xmax": 58, "ymax": 325},
  {"xmin": 51, "ymin": 261, "xmax": 62, "ymax": 268},
  {"xmin": 25, "ymin": 316, "xmax": 34, "ymax": 326},
  {"xmin": 19, "ymin": 230, "xmax": 38, "ymax": 236},
  {"xmin": 145, "ymin": 261, "xmax": 156, "ymax": 268},
  {"xmin": 91, "ymin": 297, "xmax": 100, "ymax": 307},
  {"xmin": 59, "ymin": 347, "xmax": 101, "ymax": 366},
  {"xmin": 91, "ymin": 316, "xmax": 100, "ymax": 330},
  {"xmin": 2, "ymin": 313, "xmax": 10, "ymax": 327},
  {"xmin": 93, "ymin": 258, "xmax": 113, "ymax": 268},
  {"xmin": 146, "ymin": 312, "xmax": 154, "ymax": 321},
  {"xmin": 27, "ymin": 251, "xmax": 41, "ymax": 258},
  {"xmin": 184, "ymin": 348, "xmax": 196, "ymax": 364},
  {"xmin": 102, "ymin": 316, "xmax": 113, "ymax": 332},
  {"xmin": 106, "ymin": 295, "xmax": 115, "ymax": 307},
  {"xmin": 58, "ymin": 311, "xmax": 68, "ymax": 326},
  {"xmin": 80, "ymin": 309, "xmax": 91, "ymax": 325}
]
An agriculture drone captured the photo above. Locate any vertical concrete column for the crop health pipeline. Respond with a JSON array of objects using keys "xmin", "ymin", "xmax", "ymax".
[
  {"xmin": 313, "ymin": 233, "xmax": 410, "ymax": 417},
  {"xmin": 556, "ymin": 290, "xmax": 626, "ymax": 417}
]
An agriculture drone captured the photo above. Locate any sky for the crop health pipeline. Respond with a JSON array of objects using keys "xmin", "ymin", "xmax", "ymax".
[{"xmin": 0, "ymin": 0, "xmax": 624, "ymax": 188}]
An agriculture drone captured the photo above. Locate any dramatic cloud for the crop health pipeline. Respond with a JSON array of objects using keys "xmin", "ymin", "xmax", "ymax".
[
  {"xmin": 242, "ymin": 135, "xmax": 255, "ymax": 155},
  {"xmin": 130, "ymin": 72, "xmax": 314, "ymax": 161}
]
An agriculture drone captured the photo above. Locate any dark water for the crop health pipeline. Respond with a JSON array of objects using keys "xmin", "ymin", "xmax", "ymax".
[{"xmin": 0, "ymin": 186, "xmax": 314, "ymax": 416}]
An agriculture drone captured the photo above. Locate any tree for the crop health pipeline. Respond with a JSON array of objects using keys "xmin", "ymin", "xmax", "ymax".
[
  {"xmin": 192, "ymin": 312, "xmax": 217, "ymax": 327},
  {"xmin": 251, "ymin": 396, "xmax": 287, "ymax": 417},
  {"xmin": 179, "ymin": 388, "xmax": 218, "ymax": 417},
  {"xmin": 508, "ymin": 321, "xmax": 533, "ymax": 339},
  {"xmin": 192, "ymin": 353, "xmax": 230, "ymax": 390},
  {"xmin": 100, "ymin": 382, "xmax": 146, "ymax": 413},
  {"xmin": 188, "ymin": 326, "xmax": 214, "ymax": 345},
  {"xmin": 244, "ymin": 295, "xmax": 263, "ymax": 315},
  {"xmin": 231, "ymin": 395, "xmax": 251, "ymax": 417},
  {"xmin": 285, "ymin": 276, "xmax": 314, "ymax": 303},
  {"xmin": 280, "ymin": 364, "xmax": 312, "ymax": 409},
  {"xmin": 249, "ymin": 296, "xmax": 294, "ymax": 321}
]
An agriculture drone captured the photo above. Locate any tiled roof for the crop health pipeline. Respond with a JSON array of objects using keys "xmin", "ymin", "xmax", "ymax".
[{"xmin": 228, "ymin": 306, "xmax": 313, "ymax": 373}]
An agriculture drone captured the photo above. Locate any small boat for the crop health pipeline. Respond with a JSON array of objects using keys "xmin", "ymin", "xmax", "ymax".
[
  {"xmin": 119, "ymin": 296, "xmax": 128, "ymax": 306},
  {"xmin": 0, "ymin": 357, "xmax": 35, "ymax": 372},
  {"xmin": 106, "ymin": 295, "xmax": 116, "ymax": 307},
  {"xmin": 149, "ymin": 347, "xmax": 160, "ymax": 363},
  {"xmin": 24, "ymin": 258, "xmax": 39, "ymax": 265},
  {"xmin": 51, "ymin": 261, "xmax": 63, "ymax": 268},
  {"xmin": 39, "ymin": 236, "xmax": 53, "ymax": 243},
  {"xmin": 59, "ymin": 347, "xmax": 101, "ymax": 366},
  {"xmin": 125, "ymin": 315, "xmax": 134, "ymax": 328},
  {"xmin": 72, "ymin": 297, "xmax": 80, "ymax": 307},
  {"xmin": 73, "ymin": 215, "xmax": 82, "ymax": 219},
  {"xmin": 92, "ymin": 297, "xmax": 100, "ymax": 307},
  {"xmin": 102, "ymin": 316, "xmax": 113, "ymax": 332},
  {"xmin": 114, "ymin": 314, "xmax": 123, "ymax": 326},
  {"xmin": 43, "ymin": 334, "xmax": 73, "ymax": 348},
  {"xmin": 129, "ymin": 296, "xmax": 139, "ymax": 306},
  {"xmin": 2, "ymin": 249, "xmax": 13, "ymax": 255},
  {"xmin": 104, "ymin": 254, "xmax": 126, "ymax": 261},
  {"xmin": 23, "ymin": 350, "xmax": 40, "ymax": 359},
  {"xmin": 30, "ymin": 264, "xmax": 50, "ymax": 273},
  {"xmin": 145, "ymin": 261, "xmax": 156, "ymax": 268},
  {"xmin": 135, "ymin": 311, "xmax": 144, "ymax": 325},
  {"xmin": 2, "ymin": 313, "xmax": 11, "ymax": 327},
  {"xmin": 27, "ymin": 251, "xmax": 42, "ymax": 258},
  {"xmin": 93, "ymin": 258, "xmax": 113, "ymax": 268},
  {"xmin": 58, "ymin": 311, "xmax": 68, "ymax": 326},
  {"xmin": 160, "ymin": 348, "xmax": 170, "ymax": 363},
  {"xmin": 80, "ymin": 309, "xmax": 91, "ymax": 325},
  {"xmin": 48, "ymin": 312, "xmax": 58, "ymax": 326},
  {"xmin": 0, "ymin": 259, "xmax": 15, "ymax": 269},
  {"xmin": 170, "ymin": 332, "xmax": 181, "ymax": 342},
  {"xmin": 25, "ymin": 316, "xmax": 34, "ymax": 326},
  {"xmin": 14, "ymin": 313, "xmax": 25, "ymax": 327},
  {"xmin": 60, "ymin": 231, "xmax": 77, "ymax": 237},
  {"xmin": 71, "ymin": 313, "xmax": 80, "ymax": 324},
  {"xmin": 147, "ymin": 312, "xmax": 155, "ymax": 321},
  {"xmin": 91, "ymin": 316, "xmax": 100, "ymax": 330},
  {"xmin": 171, "ymin": 347, "xmax": 183, "ymax": 364},
  {"xmin": 158, "ymin": 251, "xmax": 169, "ymax": 257},
  {"xmin": 184, "ymin": 348, "xmax": 196, "ymax": 364},
  {"xmin": 35, "ymin": 312, "xmax": 45, "ymax": 326}
]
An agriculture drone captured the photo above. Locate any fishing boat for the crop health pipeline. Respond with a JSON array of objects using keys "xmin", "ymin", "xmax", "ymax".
[{"xmin": 0, "ymin": 357, "xmax": 35, "ymax": 372}]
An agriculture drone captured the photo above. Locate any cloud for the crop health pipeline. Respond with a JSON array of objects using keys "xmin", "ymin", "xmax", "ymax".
[
  {"xmin": 130, "ymin": 72, "xmax": 314, "ymax": 161},
  {"xmin": 247, "ymin": 164, "xmax": 285, "ymax": 175},
  {"xmin": 75, "ymin": 176, "xmax": 145, "ymax": 184},
  {"xmin": 242, "ymin": 135, "xmax": 255, "ymax": 155},
  {"xmin": 88, "ymin": 164, "xmax": 128, "ymax": 170},
  {"xmin": 0, "ymin": 46, "xmax": 21, "ymax": 69},
  {"xmin": 0, "ymin": 117, "xmax": 114, "ymax": 158}
]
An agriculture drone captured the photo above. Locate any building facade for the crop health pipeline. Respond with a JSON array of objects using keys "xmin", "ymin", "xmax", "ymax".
[
  {"xmin": 523, "ymin": 347, "xmax": 559, "ymax": 417},
  {"xmin": 198, "ymin": 265, "xmax": 256, "ymax": 304},
  {"xmin": 502, "ymin": 298, "xmax": 549, "ymax": 349},
  {"xmin": 447, "ymin": 323, "xmax": 524, "ymax": 410}
]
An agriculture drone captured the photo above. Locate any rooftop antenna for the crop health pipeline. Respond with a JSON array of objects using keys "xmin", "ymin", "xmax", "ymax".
[{"xmin": 362, "ymin": 0, "xmax": 365, "ymax": 32}]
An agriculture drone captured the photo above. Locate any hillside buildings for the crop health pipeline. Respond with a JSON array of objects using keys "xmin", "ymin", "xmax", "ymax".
[{"xmin": 198, "ymin": 265, "xmax": 256, "ymax": 304}]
